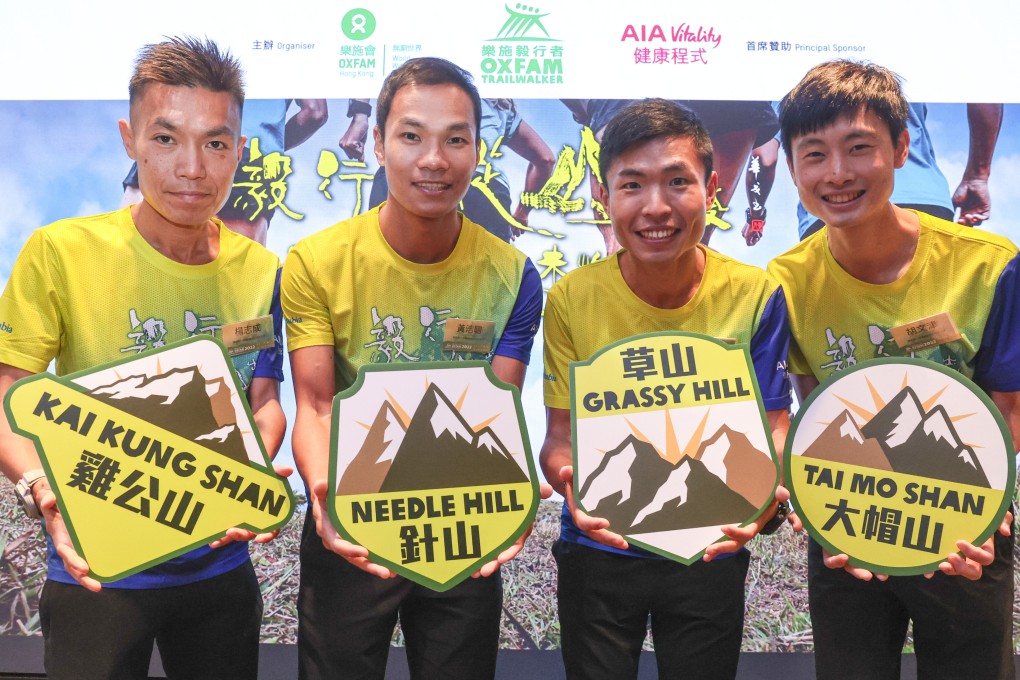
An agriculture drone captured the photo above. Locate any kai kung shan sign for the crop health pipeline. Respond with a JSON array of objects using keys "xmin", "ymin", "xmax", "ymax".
[
  {"xmin": 570, "ymin": 332, "xmax": 780, "ymax": 563},
  {"xmin": 4, "ymin": 337, "xmax": 294, "ymax": 582},
  {"xmin": 786, "ymin": 358, "xmax": 1015, "ymax": 575},
  {"xmin": 328, "ymin": 362, "xmax": 540, "ymax": 591}
]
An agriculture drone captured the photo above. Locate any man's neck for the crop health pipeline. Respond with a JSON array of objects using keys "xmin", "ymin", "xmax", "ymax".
[
  {"xmin": 618, "ymin": 246, "xmax": 705, "ymax": 310},
  {"xmin": 826, "ymin": 205, "xmax": 921, "ymax": 285},
  {"xmin": 131, "ymin": 202, "xmax": 219, "ymax": 265},
  {"xmin": 378, "ymin": 202, "xmax": 462, "ymax": 264}
]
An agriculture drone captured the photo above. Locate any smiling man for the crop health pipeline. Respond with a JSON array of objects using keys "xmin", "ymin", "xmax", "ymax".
[
  {"xmin": 539, "ymin": 99, "xmax": 792, "ymax": 680},
  {"xmin": 0, "ymin": 37, "xmax": 285, "ymax": 679},
  {"xmin": 768, "ymin": 60, "xmax": 1019, "ymax": 680},
  {"xmin": 281, "ymin": 57, "xmax": 542, "ymax": 680}
]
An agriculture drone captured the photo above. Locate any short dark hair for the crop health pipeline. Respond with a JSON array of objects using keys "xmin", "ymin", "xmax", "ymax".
[
  {"xmin": 598, "ymin": 99, "xmax": 714, "ymax": 189},
  {"xmin": 129, "ymin": 36, "xmax": 244, "ymax": 117},
  {"xmin": 375, "ymin": 57, "xmax": 482, "ymax": 140},
  {"xmin": 779, "ymin": 60, "xmax": 908, "ymax": 157}
]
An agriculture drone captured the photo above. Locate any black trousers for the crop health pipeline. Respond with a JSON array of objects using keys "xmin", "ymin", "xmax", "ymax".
[
  {"xmin": 40, "ymin": 562, "xmax": 263, "ymax": 680},
  {"xmin": 297, "ymin": 511, "xmax": 502, "ymax": 680},
  {"xmin": 808, "ymin": 529, "xmax": 1015, "ymax": 680},
  {"xmin": 553, "ymin": 539, "xmax": 750, "ymax": 680}
]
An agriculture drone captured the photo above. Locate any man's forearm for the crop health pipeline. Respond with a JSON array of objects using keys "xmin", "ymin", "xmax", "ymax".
[
  {"xmin": 964, "ymin": 103, "xmax": 1003, "ymax": 179},
  {"xmin": 0, "ymin": 366, "xmax": 42, "ymax": 483},
  {"xmin": 292, "ymin": 409, "xmax": 333, "ymax": 488}
]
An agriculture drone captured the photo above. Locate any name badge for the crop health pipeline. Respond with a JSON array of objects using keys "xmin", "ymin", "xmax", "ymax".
[
  {"xmin": 222, "ymin": 315, "xmax": 276, "ymax": 357},
  {"xmin": 889, "ymin": 312, "xmax": 961, "ymax": 354},
  {"xmin": 442, "ymin": 319, "xmax": 495, "ymax": 354}
]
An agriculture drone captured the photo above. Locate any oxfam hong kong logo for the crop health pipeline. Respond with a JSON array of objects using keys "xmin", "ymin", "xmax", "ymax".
[
  {"xmin": 342, "ymin": 8, "xmax": 376, "ymax": 41},
  {"xmin": 493, "ymin": 3, "xmax": 555, "ymax": 41}
]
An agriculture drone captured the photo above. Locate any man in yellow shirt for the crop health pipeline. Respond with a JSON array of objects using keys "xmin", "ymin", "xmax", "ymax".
[{"xmin": 0, "ymin": 37, "xmax": 285, "ymax": 680}]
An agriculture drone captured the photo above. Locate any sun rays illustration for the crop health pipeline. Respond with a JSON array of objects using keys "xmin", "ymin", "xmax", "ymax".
[
  {"xmin": 818, "ymin": 372, "xmax": 978, "ymax": 448},
  {"xmin": 354, "ymin": 376, "xmax": 506, "ymax": 439},
  {"xmin": 595, "ymin": 408, "xmax": 715, "ymax": 465}
]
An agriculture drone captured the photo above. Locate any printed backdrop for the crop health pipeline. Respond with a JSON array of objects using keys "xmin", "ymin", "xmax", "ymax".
[{"xmin": 2, "ymin": 0, "xmax": 1019, "ymax": 656}]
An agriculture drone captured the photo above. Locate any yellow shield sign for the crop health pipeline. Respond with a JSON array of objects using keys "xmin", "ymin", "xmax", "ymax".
[
  {"xmin": 4, "ymin": 337, "xmax": 294, "ymax": 582},
  {"xmin": 570, "ymin": 332, "xmax": 779, "ymax": 563},
  {"xmin": 786, "ymin": 358, "xmax": 1015, "ymax": 575},
  {"xmin": 329, "ymin": 362, "xmax": 539, "ymax": 591}
]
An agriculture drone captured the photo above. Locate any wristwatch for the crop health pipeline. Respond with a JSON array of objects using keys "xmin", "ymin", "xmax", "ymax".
[
  {"xmin": 745, "ymin": 206, "xmax": 767, "ymax": 233},
  {"xmin": 346, "ymin": 99, "xmax": 372, "ymax": 118},
  {"xmin": 759, "ymin": 499, "xmax": 791, "ymax": 535},
  {"xmin": 15, "ymin": 469, "xmax": 47, "ymax": 519}
]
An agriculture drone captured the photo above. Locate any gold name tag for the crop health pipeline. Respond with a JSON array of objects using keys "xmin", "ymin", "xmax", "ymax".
[
  {"xmin": 442, "ymin": 319, "xmax": 495, "ymax": 354},
  {"xmin": 222, "ymin": 315, "xmax": 276, "ymax": 357},
  {"xmin": 889, "ymin": 312, "xmax": 961, "ymax": 354}
]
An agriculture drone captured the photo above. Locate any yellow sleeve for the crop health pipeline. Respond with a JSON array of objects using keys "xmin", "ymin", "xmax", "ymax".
[
  {"xmin": 542, "ymin": 282, "xmax": 576, "ymax": 410},
  {"xmin": 281, "ymin": 240, "xmax": 338, "ymax": 352},
  {"xmin": 0, "ymin": 231, "xmax": 62, "ymax": 373}
]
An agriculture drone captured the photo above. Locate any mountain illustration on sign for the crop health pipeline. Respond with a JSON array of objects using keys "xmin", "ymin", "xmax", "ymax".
[
  {"xmin": 578, "ymin": 423, "xmax": 774, "ymax": 535},
  {"xmin": 802, "ymin": 386, "xmax": 989, "ymax": 488},
  {"xmin": 338, "ymin": 383, "xmax": 526, "ymax": 495},
  {"xmin": 88, "ymin": 367, "xmax": 250, "ymax": 465}
]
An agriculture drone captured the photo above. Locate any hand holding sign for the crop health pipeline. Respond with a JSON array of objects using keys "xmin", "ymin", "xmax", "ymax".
[
  {"xmin": 570, "ymin": 333, "xmax": 781, "ymax": 564},
  {"xmin": 33, "ymin": 477, "xmax": 102, "ymax": 591},
  {"xmin": 786, "ymin": 359, "xmax": 1015, "ymax": 577},
  {"xmin": 4, "ymin": 338, "xmax": 295, "ymax": 583},
  {"xmin": 472, "ymin": 481, "xmax": 553, "ymax": 579},
  {"xmin": 938, "ymin": 509, "xmax": 1012, "ymax": 580},
  {"xmin": 704, "ymin": 484, "xmax": 796, "ymax": 561},
  {"xmin": 209, "ymin": 464, "xmax": 294, "ymax": 548},
  {"xmin": 559, "ymin": 465, "xmax": 628, "ymax": 550},
  {"xmin": 312, "ymin": 478, "xmax": 396, "ymax": 579},
  {"xmin": 328, "ymin": 362, "xmax": 540, "ymax": 591}
]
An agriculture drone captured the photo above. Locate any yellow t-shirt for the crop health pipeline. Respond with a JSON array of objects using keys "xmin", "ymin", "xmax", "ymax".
[
  {"xmin": 768, "ymin": 211, "xmax": 1019, "ymax": 387},
  {"xmin": 0, "ymin": 207, "xmax": 281, "ymax": 587},
  {"xmin": 0, "ymin": 208, "xmax": 280, "ymax": 387},
  {"xmin": 543, "ymin": 247, "xmax": 790, "ymax": 411},
  {"xmin": 282, "ymin": 206, "xmax": 535, "ymax": 392}
]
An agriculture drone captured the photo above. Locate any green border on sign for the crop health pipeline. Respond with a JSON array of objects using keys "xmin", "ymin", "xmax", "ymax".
[
  {"xmin": 784, "ymin": 356, "xmax": 1016, "ymax": 576},
  {"xmin": 327, "ymin": 360, "xmax": 540, "ymax": 591},
  {"xmin": 3, "ymin": 335, "xmax": 296, "ymax": 583},
  {"xmin": 568, "ymin": 331, "xmax": 780, "ymax": 564}
]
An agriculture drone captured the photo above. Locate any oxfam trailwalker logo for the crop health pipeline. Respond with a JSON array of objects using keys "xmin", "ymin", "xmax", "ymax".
[
  {"xmin": 494, "ymin": 3, "xmax": 553, "ymax": 40},
  {"xmin": 570, "ymin": 332, "xmax": 779, "ymax": 563},
  {"xmin": 786, "ymin": 358, "xmax": 1014, "ymax": 575},
  {"xmin": 328, "ymin": 362, "xmax": 539, "ymax": 591},
  {"xmin": 480, "ymin": 3, "xmax": 563, "ymax": 85},
  {"xmin": 4, "ymin": 337, "xmax": 294, "ymax": 582}
]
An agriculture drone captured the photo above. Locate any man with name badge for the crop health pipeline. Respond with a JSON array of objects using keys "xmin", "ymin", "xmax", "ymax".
[
  {"xmin": 540, "ymin": 99, "xmax": 793, "ymax": 680},
  {"xmin": 768, "ymin": 60, "xmax": 1019, "ymax": 680},
  {"xmin": 282, "ymin": 57, "xmax": 542, "ymax": 680},
  {"xmin": 0, "ymin": 37, "xmax": 286, "ymax": 680}
]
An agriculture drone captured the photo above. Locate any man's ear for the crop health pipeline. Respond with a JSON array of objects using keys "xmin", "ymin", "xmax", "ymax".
[
  {"xmin": 597, "ymin": 182, "xmax": 610, "ymax": 212},
  {"xmin": 119, "ymin": 119, "xmax": 136, "ymax": 160},
  {"xmin": 705, "ymin": 171, "xmax": 719, "ymax": 212},
  {"xmin": 893, "ymin": 128, "xmax": 910, "ymax": 170},
  {"xmin": 373, "ymin": 126, "xmax": 385, "ymax": 167}
]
